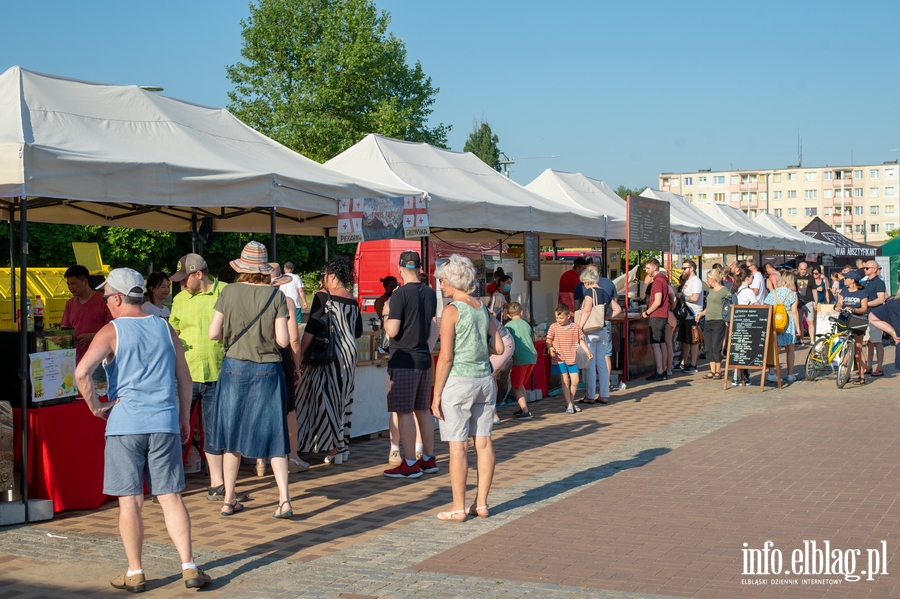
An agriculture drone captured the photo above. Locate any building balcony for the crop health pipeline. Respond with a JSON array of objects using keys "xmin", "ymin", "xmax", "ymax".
[
  {"xmin": 832, "ymin": 177, "xmax": 853, "ymax": 187},
  {"xmin": 832, "ymin": 196, "xmax": 854, "ymax": 206},
  {"xmin": 832, "ymin": 212, "xmax": 854, "ymax": 224},
  {"xmin": 739, "ymin": 183, "xmax": 759, "ymax": 191}
]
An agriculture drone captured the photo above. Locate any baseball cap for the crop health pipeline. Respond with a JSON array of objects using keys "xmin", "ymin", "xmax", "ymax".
[
  {"xmin": 399, "ymin": 250, "xmax": 421, "ymax": 269},
  {"xmin": 96, "ymin": 268, "xmax": 145, "ymax": 298},
  {"xmin": 170, "ymin": 254, "xmax": 208, "ymax": 282},
  {"xmin": 843, "ymin": 270, "xmax": 861, "ymax": 281}
]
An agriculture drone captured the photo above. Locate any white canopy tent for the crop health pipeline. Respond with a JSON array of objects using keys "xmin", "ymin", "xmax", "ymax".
[
  {"xmin": 754, "ymin": 212, "xmax": 836, "ymax": 255},
  {"xmin": 525, "ymin": 170, "xmax": 627, "ymax": 240},
  {"xmin": 323, "ymin": 135, "xmax": 609, "ymax": 244},
  {"xmin": 639, "ymin": 189, "xmax": 763, "ymax": 252},
  {"xmin": 0, "ymin": 66, "xmax": 422, "ymax": 232},
  {"xmin": 701, "ymin": 203, "xmax": 792, "ymax": 252}
]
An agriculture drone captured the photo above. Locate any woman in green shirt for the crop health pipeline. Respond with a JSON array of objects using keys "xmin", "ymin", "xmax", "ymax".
[{"xmin": 697, "ymin": 268, "xmax": 728, "ymax": 380}]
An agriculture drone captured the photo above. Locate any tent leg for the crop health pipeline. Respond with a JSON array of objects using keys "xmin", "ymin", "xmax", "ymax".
[
  {"xmin": 552, "ymin": 240, "xmax": 558, "ymax": 260},
  {"xmin": 601, "ymin": 238, "xmax": 609, "ymax": 278},
  {"xmin": 323, "ymin": 228, "xmax": 330, "ymax": 261},
  {"xmin": 18, "ymin": 196, "xmax": 28, "ymax": 518},
  {"xmin": 421, "ymin": 236, "xmax": 430, "ymax": 275},
  {"xmin": 9, "ymin": 209, "xmax": 15, "ymax": 331},
  {"xmin": 191, "ymin": 214, "xmax": 198, "ymax": 255},
  {"xmin": 270, "ymin": 208, "xmax": 277, "ymax": 263}
]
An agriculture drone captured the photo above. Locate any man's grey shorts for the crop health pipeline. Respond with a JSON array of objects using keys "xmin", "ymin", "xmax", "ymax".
[
  {"xmin": 438, "ymin": 375, "xmax": 496, "ymax": 442},
  {"xmin": 104, "ymin": 433, "xmax": 185, "ymax": 497}
]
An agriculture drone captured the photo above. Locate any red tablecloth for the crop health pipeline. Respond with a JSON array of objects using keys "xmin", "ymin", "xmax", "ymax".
[
  {"xmin": 530, "ymin": 340, "xmax": 551, "ymax": 396},
  {"xmin": 13, "ymin": 401, "xmax": 111, "ymax": 512}
]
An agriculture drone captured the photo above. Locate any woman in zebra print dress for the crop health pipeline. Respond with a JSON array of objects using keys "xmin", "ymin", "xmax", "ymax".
[{"xmin": 295, "ymin": 257, "xmax": 363, "ymax": 463}]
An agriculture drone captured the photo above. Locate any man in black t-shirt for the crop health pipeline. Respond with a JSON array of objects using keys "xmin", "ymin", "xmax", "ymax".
[
  {"xmin": 864, "ymin": 260, "xmax": 888, "ymax": 376},
  {"xmin": 795, "ymin": 262, "xmax": 817, "ymax": 345},
  {"xmin": 382, "ymin": 251, "xmax": 439, "ymax": 479}
]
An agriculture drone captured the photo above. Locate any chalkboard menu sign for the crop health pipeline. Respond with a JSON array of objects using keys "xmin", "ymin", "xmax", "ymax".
[
  {"xmin": 523, "ymin": 232, "xmax": 541, "ymax": 281},
  {"xmin": 727, "ymin": 306, "xmax": 770, "ymax": 367},
  {"xmin": 627, "ymin": 195, "xmax": 670, "ymax": 251}
]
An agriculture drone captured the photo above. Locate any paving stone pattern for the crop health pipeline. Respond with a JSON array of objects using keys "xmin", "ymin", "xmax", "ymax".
[{"xmin": 1, "ymin": 352, "xmax": 897, "ymax": 598}]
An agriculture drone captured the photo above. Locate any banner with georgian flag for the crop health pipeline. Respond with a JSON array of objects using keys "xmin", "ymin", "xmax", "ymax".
[{"xmin": 337, "ymin": 196, "xmax": 429, "ymax": 244}]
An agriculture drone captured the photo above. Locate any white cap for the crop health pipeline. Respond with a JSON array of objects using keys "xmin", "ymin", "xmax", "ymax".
[{"xmin": 96, "ymin": 268, "xmax": 145, "ymax": 299}]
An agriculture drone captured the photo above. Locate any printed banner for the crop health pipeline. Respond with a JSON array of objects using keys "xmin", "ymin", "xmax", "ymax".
[
  {"xmin": 337, "ymin": 196, "xmax": 429, "ymax": 244},
  {"xmin": 29, "ymin": 349, "xmax": 77, "ymax": 402},
  {"xmin": 671, "ymin": 230, "xmax": 702, "ymax": 255}
]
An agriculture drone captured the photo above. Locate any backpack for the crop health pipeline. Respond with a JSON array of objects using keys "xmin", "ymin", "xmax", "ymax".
[
  {"xmin": 673, "ymin": 294, "xmax": 694, "ymax": 321},
  {"xmin": 304, "ymin": 291, "xmax": 337, "ymax": 366},
  {"xmin": 721, "ymin": 291, "xmax": 736, "ymax": 322},
  {"xmin": 772, "ymin": 289, "xmax": 789, "ymax": 334}
]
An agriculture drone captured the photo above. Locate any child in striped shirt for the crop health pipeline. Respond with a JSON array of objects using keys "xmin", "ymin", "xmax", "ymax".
[{"xmin": 546, "ymin": 304, "xmax": 592, "ymax": 414}]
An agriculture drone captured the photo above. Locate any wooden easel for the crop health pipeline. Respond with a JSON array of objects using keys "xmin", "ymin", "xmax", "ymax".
[{"xmin": 723, "ymin": 304, "xmax": 782, "ymax": 390}]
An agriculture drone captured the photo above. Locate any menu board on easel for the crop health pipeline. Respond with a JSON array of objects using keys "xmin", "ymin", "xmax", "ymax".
[{"xmin": 723, "ymin": 305, "xmax": 781, "ymax": 390}]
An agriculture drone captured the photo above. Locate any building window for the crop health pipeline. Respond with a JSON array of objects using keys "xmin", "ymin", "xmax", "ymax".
[
  {"xmin": 886, "ymin": 168, "xmax": 897, "ymax": 179},
  {"xmin": 871, "ymin": 205, "xmax": 879, "ymax": 215},
  {"xmin": 834, "ymin": 225, "xmax": 842, "ymax": 233},
  {"xmin": 740, "ymin": 174, "xmax": 749, "ymax": 183},
  {"xmin": 870, "ymin": 188, "xmax": 879, "ymax": 198},
  {"xmin": 804, "ymin": 172, "xmax": 817, "ymax": 182},
  {"xmin": 773, "ymin": 191, "xmax": 782, "ymax": 200},
  {"xmin": 730, "ymin": 192, "xmax": 739, "ymax": 202},
  {"xmin": 788, "ymin": 208, "xmax": 797, "ymax": 215},
  {"xmin": 731, "ymin": 175, "xmax": 740, "ymax": 184},
  {"xmin": 788, "ymin": 173, "xmax": 797, "ymax": 181},
  {"xmin": 823, "ymin": 171, "xmax": 833, "ymax": 180},
  {"xmin": 698, "ymin": 176, "xmax": 707, "ymax": 184},
  {"xmin": 787, "ymin": 190, "xmax": 797, "ymax": 198},
  {"xmin": 870, "ymin": 169, "xmax": 879, "ymax": 179},
  {"xmin": 759, "ymin": 192, "xmax": 768, "ymax": 201},
  {"xmin": 741, "ymin": 192, "xmax": 749, "ymax": 202},
  {"xmin": 854, "ymin": 169, "xmax": 863, "ymax": 179},
  {"xmin": 671, "ymin": 178, "xmax": 679, "ymax": 187},
  {"xmin": 773, "ymin": 174, "xmax": 782, "ymax": 183},
  {"xmin": 824, "ymin": 189, "xmax": 834, "ymax": 199},
  {"xmin": 714, "ymin": 193, "xmax": 725, "ymax": 202},
  {"xmin": 855, "ymin": 224, "xmax": 864, "ymax": 234},
  {"xmin": 854, "ymin": 188, "xmax": 863, "ymax": 197},
  {"xmin": 774, "ymin": 208, "xmax": 782, "ymax": 216},
  {"xmin": 805, "ymin": 208, "xmax": 817, "ymax": 217},
  {"xmin": 824, "ymin": 207, "xmax": 833, "ymax": 216},
  {"xmin": 886, "ymin": 205, "xmax": 896, "ymax": 214},
  {"xmin": 804, "ymin": 190, "xmax": 817, "ymax": 199},
  {"xmin": 886, "ymin": 223, "xmax": 896, "ymax": 232},
  {"xmin": 749, "ymin": 209, "xmax": 757, "ymax": 217},
  {"xmin": 886, "ymin": 186, "xmax": 897, "ymax": 197},
  {"xmin": 684, "ymin": 177, "xmax": 693, "ymax": 186},
  {"xmin": 713, "ymin": 175, "xmax": 725, "ymax": 185},
  {"xmin": 685, "ymin": 193, "xmax": 693, "ymax": 201},
  {"xmin": 854, "ymin": 206, "xmax": 864, "ymax": 216},
  {"xmin": 698, "ymin": 193, "xmax": 708, "ymax": 201},
  {"xmin": 871, "ymin": 224, "xmax": 880, "ymax": 233}
]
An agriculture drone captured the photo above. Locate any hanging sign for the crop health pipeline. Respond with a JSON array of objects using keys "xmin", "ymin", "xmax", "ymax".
[
  {"xmin": 627, "ymin": 195, "xmax": 670, "ymax": 251},
  {"xmin": 670, "ymin": 230, "xmax": 702, "ymax": 255},
  {"xmin": 337, "ymin": 196, "xmax": 429, "ymax": 244}
]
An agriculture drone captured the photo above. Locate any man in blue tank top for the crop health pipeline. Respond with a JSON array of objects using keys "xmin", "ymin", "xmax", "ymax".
[{"xmin": 75, "ymin": 268, "xmax": 211, "ymax": 592}]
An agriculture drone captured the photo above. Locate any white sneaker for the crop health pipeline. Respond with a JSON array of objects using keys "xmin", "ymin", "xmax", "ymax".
[
  {"xmin": 766, "ymin": 373, "xmax": 777, "ymax": 383},
  {"xmin": 785, "ymin": 374, "xmax": 797, "ymax": 383},
  {"xmin": 731, "ymin": 378, "xmax": 741, "ymax": 387}
]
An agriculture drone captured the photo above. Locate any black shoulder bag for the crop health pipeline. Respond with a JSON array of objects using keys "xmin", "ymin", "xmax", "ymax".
[{"xmin": 304, "ymin": 291, "xmax": 337, "ymax": 366}]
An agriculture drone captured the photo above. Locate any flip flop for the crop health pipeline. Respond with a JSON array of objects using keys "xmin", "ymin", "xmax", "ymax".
[
  {"xmin": 221, "ymin": 501, "xmax": 243, "ymax": 516},
  {"xmin": 436, "ymin": 509, "xmax": 467, "ymax": 523}
]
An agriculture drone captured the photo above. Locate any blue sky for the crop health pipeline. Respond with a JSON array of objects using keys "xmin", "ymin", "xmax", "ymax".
[{"xmin": 3, "ymin": 0, "xmax": 898, "ymax": 189}]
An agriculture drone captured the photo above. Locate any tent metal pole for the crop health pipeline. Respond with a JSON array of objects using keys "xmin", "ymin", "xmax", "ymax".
[
  {"xmin": 601, "ymin": 238, "xmax": 609, "ymax": 278},
  {"xmin": 9, "ymin": 207, "xmax": 15, "ymax": 332},
  {"xmin": 323, "ymin": 229, "xmax": 330, "ymax": 261},
  {"xmin": 421, "ymin": 236, "xmax": 430, "ymax": 275},
  {"xmin": 191, "ymin": 214, "xmax": 198, "ymax": 255},
  {"xmin": 270, "ymin": 208, "xmax": 277, "ymax": 263},
  {"xmin": 19, "ymin": 196, "xmax": 29, "ymax": 516},
  {"xmin": 552, "ymin": 240, "xmax": 558, "ymax": 260}
]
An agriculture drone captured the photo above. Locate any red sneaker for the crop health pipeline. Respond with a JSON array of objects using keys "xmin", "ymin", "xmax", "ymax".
[
  {"xmin": 417, "ymin": 456, "xmax": 439, "ymax": 474},
  {"xmin": 383, "ymin": 461, "xmax": 422, "ymax": 479}
]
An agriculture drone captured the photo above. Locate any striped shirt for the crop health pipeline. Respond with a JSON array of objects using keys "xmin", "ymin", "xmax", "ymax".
[{"xmin": 546, "ymin": 322, "xmax": 584, "ymax": 366}]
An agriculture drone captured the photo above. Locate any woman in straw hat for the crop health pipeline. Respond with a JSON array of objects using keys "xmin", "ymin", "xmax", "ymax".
[{"xmin": 208, "ymin": 241, "xmax": 294, "ymax": 519}]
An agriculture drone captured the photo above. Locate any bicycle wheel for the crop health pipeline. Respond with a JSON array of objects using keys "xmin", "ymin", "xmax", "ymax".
[
  {"xmin": 836, "ymin": 339, "xmax": 854, "ymax": 389},
  {"xmin": 804, "ymin": 337, "xmax": 828, "ymax": 381}
]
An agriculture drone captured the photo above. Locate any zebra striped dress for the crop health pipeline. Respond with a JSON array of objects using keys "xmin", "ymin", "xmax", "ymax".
[{"xmin": 295, "ymin": 292, "xmax": 362, "ymax": 453}]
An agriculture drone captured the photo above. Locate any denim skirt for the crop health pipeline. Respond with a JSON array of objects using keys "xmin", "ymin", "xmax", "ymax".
[{"xmin": 207, "ymin": 357, "xmax": 289, "ymax": 459}]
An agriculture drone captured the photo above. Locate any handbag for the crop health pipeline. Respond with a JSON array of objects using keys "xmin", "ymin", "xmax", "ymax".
[
  {"xmin": 574, "ymin": 289, "xmax": 606, "ymax": 333},
  {"xmin": 690, "ymin": 323, "xmax": 701, "ymax": 344},
  {"xmin": 304, "ymin": 291, "xmax": 337, "ymax": 366},
  {"xmin": 224, "ymin": 290, "xmax": 277, "ymax": 355}
]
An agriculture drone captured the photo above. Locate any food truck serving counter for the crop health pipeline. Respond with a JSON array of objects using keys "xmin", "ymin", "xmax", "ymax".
[{"xmin": 610, "ymin": 313, "xmax": 656, "ymax": 381}]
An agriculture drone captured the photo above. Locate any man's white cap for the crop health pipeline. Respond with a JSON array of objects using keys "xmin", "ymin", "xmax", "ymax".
[{"xmin": 96, "ymin": 268, "xmax": 145, "ymax": 299}]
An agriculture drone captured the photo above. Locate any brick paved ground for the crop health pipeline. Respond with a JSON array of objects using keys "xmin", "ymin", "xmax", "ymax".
[{"xmin": 1, "ymin": 348, "xmax": 898, "ymax": 598}]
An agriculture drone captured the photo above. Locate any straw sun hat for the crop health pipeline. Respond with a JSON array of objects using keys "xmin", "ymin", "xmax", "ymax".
[{"xmin": 230, "ymin": 241, "xmax": 273, "ymax": 275}]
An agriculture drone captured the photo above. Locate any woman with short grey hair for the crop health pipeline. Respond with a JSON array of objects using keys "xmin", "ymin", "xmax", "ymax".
[
  {"xmin": 432, "ymin": 255, "xmax": 503, "ymax": 522},
  {"xmin": 577, "ymin": 266, "xmax": 620, "ymax": 403}
]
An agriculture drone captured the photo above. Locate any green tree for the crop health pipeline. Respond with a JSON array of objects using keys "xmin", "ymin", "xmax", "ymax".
[
  {"xmin": 614, "ymin": 185, "xmax": 649, "ymax": 200},
  {"xmin": 463, "ymin": 120, "xmax": 501, "ymax": 171},
  {"xmin": 226, "ymin": 0, "xmax": 449, "ymax": 162},
  {"xmin": 886, "ymin": 228, "xmax": 900, "ymax": 239}
]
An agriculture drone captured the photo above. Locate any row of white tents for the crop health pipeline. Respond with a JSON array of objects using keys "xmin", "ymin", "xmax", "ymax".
[{"xmin": 0, "ymin": 66, "xmax": 835, "ymax": 256}]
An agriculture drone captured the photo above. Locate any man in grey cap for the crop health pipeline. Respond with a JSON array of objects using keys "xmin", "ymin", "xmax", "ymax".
[
  {"xmin": 76, "ymin": 268, "xmax": 210, "ymax": 591},
  {"xmin": 168, "ymin": 254, "xmax": 247, "ymax": 502}
]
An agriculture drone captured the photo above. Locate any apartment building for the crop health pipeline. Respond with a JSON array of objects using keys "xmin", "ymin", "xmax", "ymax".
[{"xmin": 658, "ymin": 162, "xmax": 900, "ymax": 244}]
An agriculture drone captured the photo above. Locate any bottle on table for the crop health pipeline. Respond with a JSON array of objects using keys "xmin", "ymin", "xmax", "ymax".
[{"xmin": 34, "ymin": 294, "xmax": 44, "ymax": 331}]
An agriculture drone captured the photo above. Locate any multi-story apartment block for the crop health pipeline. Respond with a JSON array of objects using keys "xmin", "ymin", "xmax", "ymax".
[{"xmin": 658, "ymin": 162, "xmax": 900, "ymax": 244}]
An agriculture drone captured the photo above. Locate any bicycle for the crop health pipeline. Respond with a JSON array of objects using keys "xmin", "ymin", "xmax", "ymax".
[{"xmin": 804, "ymin": 310, "xmax": 868, "ymax": 388}]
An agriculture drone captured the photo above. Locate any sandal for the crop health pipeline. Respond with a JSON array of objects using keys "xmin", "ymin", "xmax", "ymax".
[
  {"xmin": 468, "ymin": 504, "xmax": 490, "ymax": 518},
  {"xmin": 221, "ymin": 501, "xmax": 243, "ymax": 516},
  {"xmin": 598, "ymin": 398, "xmax": 609, "ymax": 404},
  {"xmin": 436, "ymin": 509, "xmax": 467, "ymax": 523},
  {"xmin": 852, "ymin": 378, "xmax": 866, "ymax": 386},
  {"xmin": 702, "ymin": 373, "xmax": 716, "ymax": 379},
  {"xmin": 273, "ymin": 501, "xmax": 293, "ymax": 519},
  {"xmin": 578, "ymin": 397, "xmax": 598, "ymax": 404},
  {"xmin": 288, "ymin": 457, "xmax": 309, "ymax": 473},
  {"xmin": 712, "ymin": 373, "xmax": 724, "ymax": 380},
  {"xmin": 872, "ymin": 368, "xmax": 885, "ymax": 377}
]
